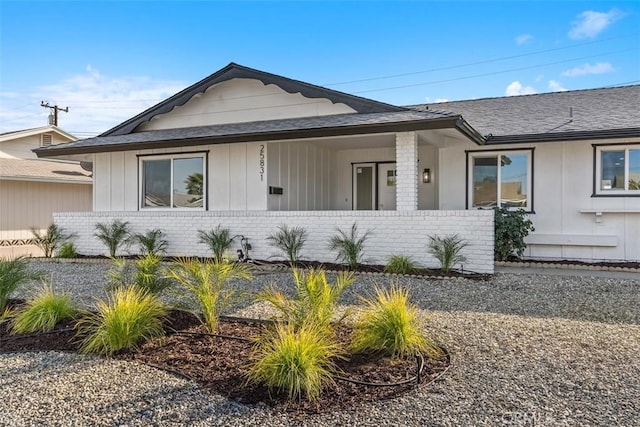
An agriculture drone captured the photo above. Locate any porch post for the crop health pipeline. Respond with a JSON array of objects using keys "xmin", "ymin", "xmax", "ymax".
[{"xmin": 395, "ymin": 131, "xmax": 418, "ymax": 211}]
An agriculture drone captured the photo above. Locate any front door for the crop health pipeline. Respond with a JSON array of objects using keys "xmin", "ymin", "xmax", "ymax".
[
  {"xmin": 377, "ymin": 163, "xmax": 397, "ymax": 210},
  {"xmin": 352, "ymin": 162, "xmax": 397, "ymax": 210}
]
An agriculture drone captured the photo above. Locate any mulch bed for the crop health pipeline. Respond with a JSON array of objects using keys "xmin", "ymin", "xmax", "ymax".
[{"xmin": 0, "ymin": 303, "xmax": 449, "ymax": 414}]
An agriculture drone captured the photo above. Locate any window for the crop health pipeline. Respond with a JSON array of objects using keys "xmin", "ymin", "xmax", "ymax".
[
  {"xmin": 140, "ymin": 153, "xmax": 206, "ymax": 209},
  {"xmin": 595, "ymin": 145, "xmax": 640, "ymax": 194},
  {"xmin": 467, "ymin": 150, "xmax": 532, "ymax": 210}
]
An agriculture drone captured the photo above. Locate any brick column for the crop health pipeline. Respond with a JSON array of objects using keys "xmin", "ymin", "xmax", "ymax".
[{"xmin": 395, "ymin": 131, "xmax": 418, "ymax": 211}]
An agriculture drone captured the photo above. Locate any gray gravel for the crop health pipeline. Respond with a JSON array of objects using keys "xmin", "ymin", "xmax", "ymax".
[{"xmin": 1, "ymin": 260, "xmax": 638, "ymax": 426}]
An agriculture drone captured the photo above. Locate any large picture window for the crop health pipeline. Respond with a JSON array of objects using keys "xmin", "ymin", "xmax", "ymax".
[
  {"xmin": 595, "ymin": 145, "xmax": 640, "ymax": 195},
  {"xmin": 467, "ymin": 149, "xmax": 532, "ymax": 210},
  {"xmin": 140, "ymin": 153, "xmax": 206, "ymax": 209}
]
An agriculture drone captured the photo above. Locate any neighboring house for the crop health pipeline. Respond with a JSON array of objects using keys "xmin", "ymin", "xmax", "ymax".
[
  {"xmin": 0, "ymin": 126, "xmax": 93, "ymax": 257},
  {"xmin": 34, "ymin": 63, "xmax": 640, "ymax": 270}
]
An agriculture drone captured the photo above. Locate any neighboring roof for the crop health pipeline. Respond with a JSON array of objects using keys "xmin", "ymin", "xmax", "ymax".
[
  {"xmin": 0, "ymin": 158, "xmax": 92, "ymax": 184},
  {"xmin": 101, "ymin": 62, "xmax": 405, "ymax": 137},
  {"xmin": 36, "ymin": 110, "xmax": 483, "ymax": 156},
  {"xmin": 408, "ymin": 85, "xmax": 640, "ymax": 143},
  {"xmin": 0, "ymin": 126, "xmax": 77, "ymax": 143}
]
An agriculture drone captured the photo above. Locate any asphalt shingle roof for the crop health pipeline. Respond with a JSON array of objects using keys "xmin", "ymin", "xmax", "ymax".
[{"xmin": 0, "ymin": 158, "xmax": 92, "ymax": 183}]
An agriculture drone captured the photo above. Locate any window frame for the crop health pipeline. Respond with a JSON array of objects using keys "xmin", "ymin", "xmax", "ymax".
[
  {"xmin": 465, "ymin": 148, "xmax": 534, "ymax": 212},
  {"xmin": 592, "ymin": 143, "xmax": 640, "ymax": 197},
  {"xmin": 138, "ymin": 151, "xmax": 208, "ymax": 211}
]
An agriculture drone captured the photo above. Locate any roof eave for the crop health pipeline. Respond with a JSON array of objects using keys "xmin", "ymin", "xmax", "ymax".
[{"xmin": 486, "ymin": 128, "xmax": 640, "ymax": 144}]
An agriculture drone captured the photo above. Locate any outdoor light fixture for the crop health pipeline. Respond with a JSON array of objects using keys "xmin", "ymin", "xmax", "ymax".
[{"xmin": 422, "ymin": 168, "xmax": 431, "ymax": 183}]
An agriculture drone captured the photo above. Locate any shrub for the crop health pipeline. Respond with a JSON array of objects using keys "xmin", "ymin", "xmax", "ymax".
[
  {"xmin": 351, "ymin": 285, "xmax": 441, "ymax": 359},
  {"xmin": 11, "ymin": 284, "xmax": 77, "ymax": 334},
  {"xmin": 57, "ymin": 242, "xmax": 78, "ymax": 259},
  {"xmin": 328, "ymin": 223, "xmax": 370, "ymax": 270},
  {"xmin": 198, "ymin": 225, "xmax": 233, "ymax": 263},
  {"xmin": 266, "ymin": 224, "xmax": 307, "ymax": 263},
  {"xmin": 427, "ymin": 234, "xmax": 468, "ymax": 273},
  {"xmin": 107, "ymin": 255, "xmax": 173, "ymax": 296},
  {"xmin": 133, "ymin": 229, "xmax": 168, "ymax": 256},
  {"xmin": 247, "ymin": 323, "xmax": 342, "ymax": 401},
  {"xmin": 77, "ymin": 286, "xmax": 168, "ymax": 355},
  {"xmin": 0, "ymin": 257, "xmax": 42, "ymax": 312},
  {"xmin": 31, "ymin": 224, "xmax": 75, "ymax": 258},
  {"xmin": 384, "ymin": 255, "xmax": 418, "ymax": 275},
  {"xmin": 494, "ymin": 207, "xmax": 535, "ymax": 261},
  {"xmin": 258, "ymin": 268, "xmax": 354, "ymax": 333},
  {"xmin": 94, "ymin": 220, "xmax": 131, "ymax": 257},
  {"xmin": 167, "ymin": 258, "xmax": 252, "ymax": 332}
]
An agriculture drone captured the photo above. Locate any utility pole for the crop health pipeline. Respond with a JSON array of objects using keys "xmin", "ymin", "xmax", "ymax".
[{"xmin": 40, "ymin": 101, "xmax": 69, "ymax": 126}]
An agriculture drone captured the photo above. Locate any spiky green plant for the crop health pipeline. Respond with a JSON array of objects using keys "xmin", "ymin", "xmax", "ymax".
[
  {"xmin": 258, "ymin": 268, "xmax": 354, "ymax": 333},
  {"xmin": 106, "ymin": 255, "xmax": 173, "ymax": 296},
  {"xmin": 30, "ymin": 224, "xmax": 76, "ymax": 258},
  {"xmin": 266, "ymin": 224, "xmax": 307, "ymax": 263},
  {"xmin": 384, "ymin": 255, "xmax": 418, "ymax": 275},
  {"xmin": 77, "ymin": 286, "xmax": 168, "ymax": 355},
  {"xmin": 351, "ymin": 285, "xmax": 442, "ymax": 359},
  {"xmin": 0, "ymin": 257, "xmax": 43, "ymax": 312},
  {"xmin": 56, "ymin": 241, "xmax": 78, "ymax": 258},
  {"xmin": 11, "ymin": 284, "xmax": 77, "ymax": 334},
  {"xmin": 247, "ymin": 322, "xmax": 342, "ymax": 401},
  {"xmin": 427, "ymin": 234, "xmax": 468, "ymax": 273},
  {"xmin": 167, "ymin": 258, "xmax": 252, "ymax": 332},
  {"xmin": 133, "ymin": 229, "xmax": 168, "ymax": 256},
  {"xmin": 94, "ymin": 219, "xmax": 131, "ymax": 257},
  {"xmin": 328, "ymin": 223, "xmax": 370, "ymax": 270},
  {"xmin": 198, "ymin": 225, "xmax": 233, "ymax": 263}
]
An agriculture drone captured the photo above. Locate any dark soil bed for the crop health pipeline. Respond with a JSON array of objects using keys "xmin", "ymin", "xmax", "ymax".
[{"xmin": 0, "ymin": 305, "xmax": 449, "ymax": 414}]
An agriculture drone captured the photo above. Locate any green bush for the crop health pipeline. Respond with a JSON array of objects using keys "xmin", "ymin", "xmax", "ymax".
[
  {"xmin": 31, "ymin": 224, "xmax": 75, "ymax": 258},
  {"xmin": 258, "ymin": 268, "xmax": 354, "ymax": 333},
  {"xmin": 107, "ymin": 255, "xmax": 173, "ymax": 296},
  {"xmin": 11, "ymin": 285, "xmax": 77, "ymax": 334},
  {"xmin": 351, "ymin": 285, "xmax": 441, "ymax": 359},
  {"xmin": 328, "ymin": 223, "xmax": 370, "ymax": 270},
  {"xmin": 167, "ymin": 258, "xmax": 252, "ymax": 332},
  {"xmin": 247, "ymin": 323, "xmax": 342, "ymax": 401},
  {"xmin": 94, "ymin": 220, "xmax": 131, "ymax": 257},
  {"xmin": 266, "ymin": 224, "xmax": 307, "ymax": 263},
  {"xmin": 77, "ymin": 286, "xmax": 168, "ymax": 355},
  {"xmin": 0, "ymin": 257, "xmax": 42, "ymax": 312},
  {"xmin": 427, "ymin": 234, "xmax": 468, "ymax": 273},
  {"xmin": 384, "ymin": 255, "xmax": 418, "ymax": 274},
  {"xmin": 494, "ymin": 207, "xmax": 535, "ymax": 261},
  {"xmin": 198, "ymin": 225, "xmax": 233, "ymax": 263},
  {"xmin": 133, "ymin": 229, "xmax": 168, "ymax": 256},
  {"xmin": 56, "ymin": 242, "xmax": 78, "ymax": 258}
]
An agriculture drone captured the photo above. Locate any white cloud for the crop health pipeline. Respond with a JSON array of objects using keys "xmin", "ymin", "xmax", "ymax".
[
  {"xmin": 433, "ymin": 98, "xmax": 449, "ymax": 103},
  {"xmin": 515, "ymin": 34, "xmax": 533, "ymax": 45},
  {"xmin": 548, "ymin": 80, "xmax": 568, "ymax": 92},
  {"xmin": 562, "ymin": 62, "xmax": 614, "ymax": 77},
  {"xmin": 568, "ymin": 9, "xmax": 623, "ymax": 39},
  {"xmin": 0, "ymin": 66, "xmax": 187, "ymax": 135},
  {"xmin": 505, "ymin": 81, "xmax": 537, "ymax": 96}
]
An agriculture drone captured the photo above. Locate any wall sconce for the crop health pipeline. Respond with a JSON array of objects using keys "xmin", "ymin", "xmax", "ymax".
[{"xmin": 422, "ymin": 168, "xmax": 431, "ymax": 183}]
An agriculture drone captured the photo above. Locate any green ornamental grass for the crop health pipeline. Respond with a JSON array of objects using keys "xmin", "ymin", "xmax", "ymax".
[
  {"xmin": 384, "ymin": 255, "xmax": 418, "ymax": 275},
  {"xmin": 11, "ymin": 285, "xmax": 77, "ymax": 334},
  {"xmin": 31, "ymin": 223, "xmax": 76, "ymax": 258},
  {"xmin": 77, "ymin": 286, "xmax": 168, "ymax": 355},
  {"xmin": 107, "ymin": 255, "xmax": 173, "ymax": 296},
  {"xmin": 0, "ymin": 256, "xmax": 42, "ymax": 312}
]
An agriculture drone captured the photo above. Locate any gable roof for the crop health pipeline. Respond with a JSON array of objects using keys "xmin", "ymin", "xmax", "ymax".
[
  {"xmin": 101, "ymin": 62, "xmax": 405, "ymax": 137},
  {"xmin": 0, "ymin": 125, "xmax": 77, "ymax": 143},
  {"xmin": 0, "ymin": 158, "xmax": 91, "ymax": 184},
  {"xmin": 408, "ymin": 85, "xmax": 640, "ymax": 143}
]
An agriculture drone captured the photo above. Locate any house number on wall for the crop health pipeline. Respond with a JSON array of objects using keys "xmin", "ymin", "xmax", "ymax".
[{"xmin": 259, "ymin": 145, "xmax": 265, "ymax": 181}]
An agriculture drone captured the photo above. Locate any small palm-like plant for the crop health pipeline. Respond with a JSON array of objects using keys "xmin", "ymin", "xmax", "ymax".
[
  {"xmin": 11, "ymin": 284, "xmax": 77, "ymax": 334},
  {"xmin": 198, "ymin": 225, "xmax": 233, "ymax": 263},
  {"xmin": 247, "ymin": 322, "xmax": 342, "ymax": 401},
  {"xmin": 167, "ymin": 258, "xmax": 252, "ymax": 332},
  {"xmin": 0, "ymin": 257, "xmax": 43, "ymax": 311},
  {"xmin": 107, "ymin": 255, "xmax": 173, "ymax": 296},
  {"xmin": 427, "ymin": 234, "xmax": 468, "ymax": 273},
  {"xmin": 77, "ymin": 286, "xmax": 168, "ymax": 355},
  {"xmin": 258, "ymin": 268, "xmax": 354, "ymax": 333},
  {"xmin": 266, "ymin": 224, "xmax": 307, "ymax": 263},
  {"xmin": 133, "ymin": 229, "xmax": 168, "ymax": 256},
  {"xmin": 31, "ymin": 224, "xmax": 76, "ymax": 258},
  {"xmin": 352, "ymin": 285, "xmax": 442, "ymax": 359},
  {"xmin": 94, "ymin": 220, "xmax": 131, "ymax": 257},
  {"xmin": 384, "ymin": 255, "xmax": 418, "ymax": 275},
  {"xmin": 328, "ymin": 223, "xmax": 370, "ymax": 270},
  {"xmin": 56, "ymin": 242, "xmax": 78, "ymax": 259}
]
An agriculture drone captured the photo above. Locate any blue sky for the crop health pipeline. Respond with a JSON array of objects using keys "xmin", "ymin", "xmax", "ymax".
[{"xmin": 1, "ymin": 1, "xmax": 638, "ymax": 136}]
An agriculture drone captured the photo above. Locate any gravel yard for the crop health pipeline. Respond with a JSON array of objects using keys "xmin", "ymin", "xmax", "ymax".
[{"xmin": 1, "ymin": 260, "xmax": 639, "ymax": 426}]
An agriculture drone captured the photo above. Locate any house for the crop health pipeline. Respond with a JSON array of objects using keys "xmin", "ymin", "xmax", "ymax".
[
  {"xmin": 0, "ymin": 126, "xmax": 93, "ymax": 257},
  {"xmin": 33, "ymin": 63, "xmax": 640, "ymax": 271}
]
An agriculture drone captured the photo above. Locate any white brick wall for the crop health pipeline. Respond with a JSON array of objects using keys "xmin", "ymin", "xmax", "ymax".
[
  {"xmin": 395, "ymin": 132, "xmax": 418, "ymax": 211},
  {"xmin": 54, "ymin": 210, "xmax": 495, "ymax": 274}
]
